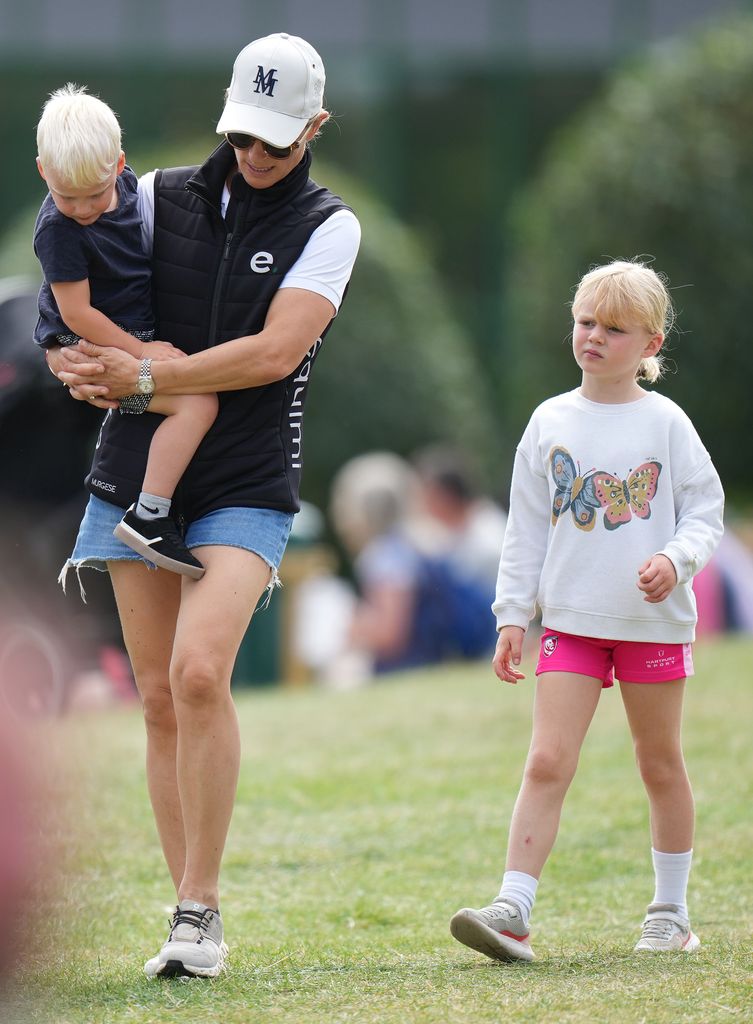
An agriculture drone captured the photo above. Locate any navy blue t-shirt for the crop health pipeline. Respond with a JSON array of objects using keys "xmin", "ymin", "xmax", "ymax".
[{"xmin": 33, "ymin": 165, "xmax": 154, "ymax": 349}]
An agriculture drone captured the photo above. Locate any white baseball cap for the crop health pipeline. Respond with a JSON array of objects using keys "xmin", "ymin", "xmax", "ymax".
[{"xmin": 216, "ymin": 33, "xmax": 325, "ymax": 148}]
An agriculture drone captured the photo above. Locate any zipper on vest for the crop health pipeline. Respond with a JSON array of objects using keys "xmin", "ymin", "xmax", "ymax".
[{"xmin": 207, "ymin": 231, "xmax": 233, "ymax": 345}]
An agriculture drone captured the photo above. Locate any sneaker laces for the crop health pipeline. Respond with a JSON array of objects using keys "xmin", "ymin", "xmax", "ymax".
[
  {"xmin": 168, "ymin": 906, "xmax": 216, "ymax": 944},
  {"xmin": 479, "ymin": 900, "xmax": 521, "ymax": 924},
  {"xmin": 641, "ymin": 916, "xmax": 678, "ymax": 941}
]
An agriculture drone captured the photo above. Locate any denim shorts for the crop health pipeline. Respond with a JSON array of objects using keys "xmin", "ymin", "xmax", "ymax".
[{"xmin": 62, "ymin": 495, "xmax": 294, "ymax": 590}]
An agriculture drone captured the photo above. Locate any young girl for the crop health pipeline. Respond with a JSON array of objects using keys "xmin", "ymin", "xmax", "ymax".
[{"xmin": 450, "ymin": 259, "xmax": 724, "ymax": 961}]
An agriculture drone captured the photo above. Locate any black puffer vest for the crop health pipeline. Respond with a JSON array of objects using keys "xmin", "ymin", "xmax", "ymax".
[{"xmin": 86, "ymin": 143, "xmax": 349, "ymax": 520}]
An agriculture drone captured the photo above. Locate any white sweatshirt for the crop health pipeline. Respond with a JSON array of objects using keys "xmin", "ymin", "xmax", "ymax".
[{"xmin": 493, "ymin": 389, "xmax": 724, "ymax": 643}]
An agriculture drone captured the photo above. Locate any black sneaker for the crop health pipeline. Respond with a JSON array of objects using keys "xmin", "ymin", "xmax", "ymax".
[{"xmin": 114, "ymin": 506, "xmax": 205, "ymax": 579}]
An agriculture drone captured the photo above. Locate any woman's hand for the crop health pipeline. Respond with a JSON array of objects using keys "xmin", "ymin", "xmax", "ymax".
[
  {"xmin": 46, "ymin": 345, "xmax": 119, "ymax": 408},
  {"xmin": 492, "ymin": 626, "xmax": 527, "ymax": 684},
  {"xmin": 56, "ymin": 339, "xmax": 141, "ymax": 400}
]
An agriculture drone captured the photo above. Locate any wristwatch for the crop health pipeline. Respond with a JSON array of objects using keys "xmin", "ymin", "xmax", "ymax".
[{"xmin": 137, "ymin": 358, "xmax": 155, "ymax": 395}]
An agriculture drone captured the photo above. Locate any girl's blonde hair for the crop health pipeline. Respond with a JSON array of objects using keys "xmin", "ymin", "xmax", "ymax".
[
  {"xmin": 37, "ymin": 83, "xmax": 121, "ymax": 189},
  {"xmin": 571, "ymin": 259, "xmax": 674, "ymax": 383}
]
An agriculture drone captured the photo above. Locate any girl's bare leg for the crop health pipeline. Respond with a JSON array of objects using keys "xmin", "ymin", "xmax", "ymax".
[
  {"xmin": 619, "ymin": 679, "xmax": 693, "ymax": 852},
  {"xmin": 505, "ymin": 672, "xmax": 604, "ymax": 877}
]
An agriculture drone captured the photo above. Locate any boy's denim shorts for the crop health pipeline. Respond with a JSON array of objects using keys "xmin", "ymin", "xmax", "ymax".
[{"xmin": 60, "ymin": 494, "xmax": 294, "ymax": 598}]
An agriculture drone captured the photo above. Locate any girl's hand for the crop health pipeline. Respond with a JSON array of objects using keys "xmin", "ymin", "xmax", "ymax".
[
  {"xmin": 637, "ymin": 554, "xmax": 678, "ymax": 603},
  {"xmin": 143, "ymin": 340, "xmax": 187, "ymax": 361},
  {"xmin": 492, "ymin": 626, "xmax": 526, "ymax": 684}
]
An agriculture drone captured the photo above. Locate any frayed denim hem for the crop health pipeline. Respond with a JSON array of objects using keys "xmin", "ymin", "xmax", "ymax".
[
  {"xmin": 57, "ymin": 557, "xmax": 156, "ymax": 602},
  {"xmin": 58, "ymin": 556, "xmax": 282, "ymax": 607}
]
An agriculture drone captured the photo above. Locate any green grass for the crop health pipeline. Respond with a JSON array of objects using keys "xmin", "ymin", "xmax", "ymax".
[{"xmin": 8, "ymin": 635, "xmax": 753, "ymax": 1023}]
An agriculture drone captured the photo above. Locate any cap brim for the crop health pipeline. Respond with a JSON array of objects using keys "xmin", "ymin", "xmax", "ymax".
[{"xmin": 216, "ymin": 101, "xmax": 309, "ymax": 147}]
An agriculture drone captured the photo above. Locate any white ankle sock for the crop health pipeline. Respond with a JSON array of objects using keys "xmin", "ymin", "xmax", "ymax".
[
  {"xmin": 498, "ymin": 870, "xmax": 538, "ymax": 926},
  {"xmin": 652, "ymin": 848, "xmax": 692, "ymax": 918},
  {"xmin": 136, "ymin": 492, "xmax": 171, "ymax": 520}
]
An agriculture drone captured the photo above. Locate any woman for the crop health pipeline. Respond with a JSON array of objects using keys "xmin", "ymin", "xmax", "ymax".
[{"xmin": 48, "ymin": 32, "xmax": 361, "ymax": 978}]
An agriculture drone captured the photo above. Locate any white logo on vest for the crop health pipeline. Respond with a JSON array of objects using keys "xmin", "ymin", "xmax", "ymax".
[{"xmin": 250, "ymin": 251, "xmax": 274, "ymax": 274}]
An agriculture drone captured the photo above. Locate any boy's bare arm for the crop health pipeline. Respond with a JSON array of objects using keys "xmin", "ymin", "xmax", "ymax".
[{"xmin": 50, "ymin": 279, "xmax": 150, "ymax": 358}]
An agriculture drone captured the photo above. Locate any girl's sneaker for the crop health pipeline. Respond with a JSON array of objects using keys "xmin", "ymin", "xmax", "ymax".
[
  {"xmin": 634, "ymin": 902, "xmax": 700, "ymax": 952},
  {"xmin": 450, "ymin": 898, "xmax": 534, "ymax": 962}
]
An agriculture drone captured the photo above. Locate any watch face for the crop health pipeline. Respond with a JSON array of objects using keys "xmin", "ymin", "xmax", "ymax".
[{"xmin": 138, "ymin": 378, "xmax": 154, "ymax": 395}]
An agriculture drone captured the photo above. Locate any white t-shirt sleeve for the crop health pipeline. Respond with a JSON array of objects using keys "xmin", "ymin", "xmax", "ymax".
[
  {"xmin": 136, "ymin": 170, "xmax": 157, "ymax": 255},
  {"xmin": 279, "ymin": 209, "xmax": 361, "ymax": 313}
]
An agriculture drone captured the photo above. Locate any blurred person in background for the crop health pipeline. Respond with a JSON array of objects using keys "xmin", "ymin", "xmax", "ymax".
[
  {"xmin": 329, "ymin": 451, "xmax": 440, "ymax": 677},
  {"xmin": 45, "ymin": 33, "xmax": 360, "ymax": 978},
  {"xmin": 413, "ymin": 444, "xmax": 507, "ymax": 591},
  {"xmin": 413, "ymin": 444, "xmax": 506, "ymax": 657},
  {"xmin": 327, "ymin": 450, "xmax": 498, "ymax": 682}
]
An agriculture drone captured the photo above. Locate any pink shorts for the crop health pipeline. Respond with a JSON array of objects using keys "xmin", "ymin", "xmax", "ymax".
[{"xmin": 536, "ymin": 629, "xmax": 694, "ymax": 688}]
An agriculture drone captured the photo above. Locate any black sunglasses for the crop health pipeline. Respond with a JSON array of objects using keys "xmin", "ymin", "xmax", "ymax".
[{"xmin": 224, "ymin": 132, "xmax": 301, "ymax": 160}]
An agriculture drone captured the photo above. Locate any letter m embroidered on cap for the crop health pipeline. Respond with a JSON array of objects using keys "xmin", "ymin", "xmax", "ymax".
[{"xmin": 254, "ymin": 66, "xmax": 278, "ymax": 96}]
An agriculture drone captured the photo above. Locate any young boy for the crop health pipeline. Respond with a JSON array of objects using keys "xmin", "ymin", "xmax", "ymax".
[{"xmin": 34, "ymin": 83, "xmax": 217, "ymax": 578}]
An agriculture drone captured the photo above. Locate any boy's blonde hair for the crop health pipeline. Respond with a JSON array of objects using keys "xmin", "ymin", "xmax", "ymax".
[
  {"xmin": 37, "ymin": 83, "xmax": 121, "ymax": 189},
  {"xmin": 572, "ymin": 259, "xmax": 674, "ymax": 383}
]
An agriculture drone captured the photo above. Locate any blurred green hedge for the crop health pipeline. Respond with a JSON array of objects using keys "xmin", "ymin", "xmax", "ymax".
[
  {"xmin": 0, "ymin": 139, "xmax": 497, "ymax": 511},
  {"xmin": 502, "ymin": 15, "xmax": 753, "ymax": 506}
]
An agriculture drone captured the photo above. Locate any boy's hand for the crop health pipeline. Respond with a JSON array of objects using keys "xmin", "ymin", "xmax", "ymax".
[
  {"xmin": 492, "ymin": 626, "xmax": 526, "ymax": 684},
  {"xmin": 143, "ymin": 340, "xmax": 186, "ymax": 361},
  {"xmin": 637, "ymin": 554, "xmax": 678, "ymax": 603}
]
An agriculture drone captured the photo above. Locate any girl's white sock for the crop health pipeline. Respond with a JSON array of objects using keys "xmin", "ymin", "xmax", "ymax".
[
  {"xmin": 498, "ymin": 870, "xmax": 538, "ymax": 926},
  {"xmin": 652, "ymin": 847, "xmax": 693, "ymax": 919}
]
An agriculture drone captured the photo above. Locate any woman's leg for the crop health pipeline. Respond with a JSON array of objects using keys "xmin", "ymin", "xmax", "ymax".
[
  {"xmin": 619, "ymin": 679, "xmax": 693, "ymax": 853},
  {"xmin": 108, "ymin": 561, "xmax": 184, "ymax": 889},
  {"xmin": 505, "ymin": 672, "xmax": 604, "ymax": 877},
  {"xmin": 168, "ymin": 545, "xmax": 273, "ymax": 911}
]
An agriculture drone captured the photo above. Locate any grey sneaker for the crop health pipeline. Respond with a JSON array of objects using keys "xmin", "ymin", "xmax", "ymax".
[
  {"xmin": 634, "ymin": 902, "xmax": 700, "ymax": 952},
  {"xmin": 144, "ymin": 899, "xmax": 228, "ymax": 978},
  {"xmin": 450, "ymin": 898, "xmax": 534, "ymax": 962}
]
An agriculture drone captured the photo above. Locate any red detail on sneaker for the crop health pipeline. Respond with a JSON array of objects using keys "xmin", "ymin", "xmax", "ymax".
[{"xmin": 500, "ymin": 930, "xmax": 529, "ymax": 941}]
